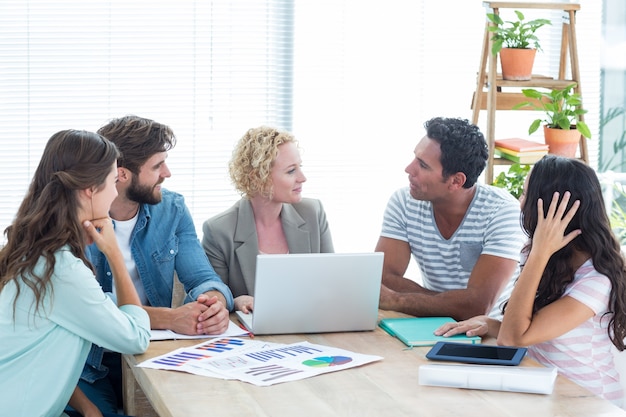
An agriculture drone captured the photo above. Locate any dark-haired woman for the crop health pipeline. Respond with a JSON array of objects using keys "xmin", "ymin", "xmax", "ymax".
[
  {"xmin": 437, "ymin": 155, "xmax": 626, "ymax": 406},
  {"xmin": 0, "ymin": 130, "xmax": 150, "ymax": 416}
]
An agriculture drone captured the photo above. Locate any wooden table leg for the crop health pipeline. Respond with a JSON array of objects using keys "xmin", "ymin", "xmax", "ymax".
[{"xmin": 122, "ymin": 354, "xmax": 159, "ymax": 417}]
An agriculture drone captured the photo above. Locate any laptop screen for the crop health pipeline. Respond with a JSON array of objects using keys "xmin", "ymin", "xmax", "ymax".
[{"xmin": 239, "ymin": 252, "xmax": 383, "ymax": 335}]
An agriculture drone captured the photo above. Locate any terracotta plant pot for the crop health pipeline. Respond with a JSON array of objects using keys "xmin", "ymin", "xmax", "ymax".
[
  {"xmin": 499, "ymin": 48, "xmax": 537, "ymax": 81},
  {"xmin": 543, "ymin": 125, "xmax": 581, "ymax": 158}
]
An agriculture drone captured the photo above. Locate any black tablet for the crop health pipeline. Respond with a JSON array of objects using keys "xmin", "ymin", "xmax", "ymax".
[{"xmin": 425, "ymin": 341, "xmax": 527, "ymax": 366}]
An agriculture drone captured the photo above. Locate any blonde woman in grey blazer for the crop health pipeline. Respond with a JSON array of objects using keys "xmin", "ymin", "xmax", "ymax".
[{"xmin": 202, "ymin": 126, "xmax": 334, "ymax": 312}]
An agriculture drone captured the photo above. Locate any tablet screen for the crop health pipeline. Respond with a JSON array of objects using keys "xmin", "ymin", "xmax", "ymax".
[
  {"xmin": 426, "ymin": 341, "xmax": 527, "ymax": 366},
  {"xmin": 437, "ymin": 343, "xmax": 517, "ymax": 360}
]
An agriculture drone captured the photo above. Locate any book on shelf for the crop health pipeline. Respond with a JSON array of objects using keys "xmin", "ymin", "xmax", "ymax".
[
  {"xmin": 494, "ymin": 146, "xmax": 547, "ymax": 158},
  {"xmin": 494, "ymin": 148, "xmax": 547, "ymax": 164},
  {"xmin": 494, "ymin": 138, "xmax": 549, "ymax": 153},
  {"xmin": 378, "ymin": 317, "xmax": 480, "ymax": 347}
]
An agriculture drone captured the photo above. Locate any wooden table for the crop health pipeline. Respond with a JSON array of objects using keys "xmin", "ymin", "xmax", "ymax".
[{"xmin": 122, "ymin": 311, "xmax": 626, "ymax": 417}]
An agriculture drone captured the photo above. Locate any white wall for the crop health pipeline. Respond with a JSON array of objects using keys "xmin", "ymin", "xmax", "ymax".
[{"xmin": 291, "ymin": 1, "xmax": 601, "ymax": 262}]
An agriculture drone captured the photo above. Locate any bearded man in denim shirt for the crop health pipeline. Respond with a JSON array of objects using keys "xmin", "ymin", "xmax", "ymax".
[{"xmin": 76, "ymin": 115, "xmax": 234, "ymax": 414}]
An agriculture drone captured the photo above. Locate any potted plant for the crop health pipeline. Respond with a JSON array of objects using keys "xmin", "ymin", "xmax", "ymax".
[
  {"xmin": 487, "ymin": 10, "xmax": 551, "ymax": 81},
  {"xmin": 513, "ymin": 83, "xmax": 592, "ymax": 157},
  {"xmin": 492, "ymin": 163, "xmax": 531, "ymax": 199}
]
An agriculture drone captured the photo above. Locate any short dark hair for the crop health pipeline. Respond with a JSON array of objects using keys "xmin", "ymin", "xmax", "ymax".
[
  {"xmin": 97, "ymin": 115, "xmax": 176, "ymax": 174},
  {"xmin": 424, "ymin": 117, "xmax": 488, "ymax": 188}
]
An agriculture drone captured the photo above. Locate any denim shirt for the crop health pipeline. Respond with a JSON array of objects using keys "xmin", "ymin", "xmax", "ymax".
[{"xmin": 81, "ymin": 189, "xmax": 234, "ymax": 382}]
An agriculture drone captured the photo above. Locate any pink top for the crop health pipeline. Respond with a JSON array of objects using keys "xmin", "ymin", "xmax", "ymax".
[{"xmin": 527, "ymin": 259, "xmax": 623, "ymax": 406}]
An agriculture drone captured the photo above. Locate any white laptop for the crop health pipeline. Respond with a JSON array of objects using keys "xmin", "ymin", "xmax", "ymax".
[{"xmin": 236, "ymin": 252, "xmax": 384, "ymax": 335}]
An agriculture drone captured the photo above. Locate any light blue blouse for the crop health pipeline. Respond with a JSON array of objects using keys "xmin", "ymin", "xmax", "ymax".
[{"xmin": 0, "ymin": 247, "xmax": 150, "ymax": 417}]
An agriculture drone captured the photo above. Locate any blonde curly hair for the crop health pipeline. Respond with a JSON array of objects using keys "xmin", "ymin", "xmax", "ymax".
[{"xmin": 229, "ymin": 126, "xmax": 298, "ymax": 198}]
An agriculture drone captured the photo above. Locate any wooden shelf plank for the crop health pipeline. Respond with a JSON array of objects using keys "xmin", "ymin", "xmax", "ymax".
[
  {"xmin": 496, "ymin": 78, "xmax": 576, "ymax": 88},
  {"xmin": 482, "ymin": 1, "xmax": 580, "ymax": 11},
  {"xmin": 472, "ymin": 92, "xmax": 546, "ymax": 111},
  {"xmin": 478, "ymin": 74, "xmax": 577, "ymax": 89}
]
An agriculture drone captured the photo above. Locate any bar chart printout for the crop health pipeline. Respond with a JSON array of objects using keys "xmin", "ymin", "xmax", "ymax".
[{"xmin": 138, "ymin": 337, "xmax": 382, "ymax": 386}]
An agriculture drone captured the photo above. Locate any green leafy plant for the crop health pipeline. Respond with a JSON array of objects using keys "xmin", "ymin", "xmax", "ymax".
[
  {"xmin": 513, "ymin": 83, "xmax": 592, "ymax": 139},
  {"xmin": 486, "ymin": 10, "xmax": 551, "ymax": 55},
  {"xmin": 492, "ymin": 163, "xmax": 531, "ymax": 199},
  {"xmin": 598, "ymin": 107, "xmax": 626, "ymax": 172},
  {"xmin": 608, "ymin": 182, "xmax": 626, "ymax": 246}
]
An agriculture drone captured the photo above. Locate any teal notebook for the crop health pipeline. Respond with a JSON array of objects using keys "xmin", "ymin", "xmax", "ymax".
[{"xmin": 379, "ymin": 317, "xmax": 480, "ymax": 347}]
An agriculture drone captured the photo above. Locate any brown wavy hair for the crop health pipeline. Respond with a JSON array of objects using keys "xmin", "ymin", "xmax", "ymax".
[
  {"xmin": 520, "ymin": 155, "xmax": 626, "ymax": 350},
  {"xmin": 0, "ymin": 130, "xmax": 119, "ymax": 317},
  {"xmin": 97, "ymin": 115, "xmax": 175, "ymax": 174}
]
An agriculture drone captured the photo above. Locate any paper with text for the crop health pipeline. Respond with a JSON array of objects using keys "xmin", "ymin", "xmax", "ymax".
[{"xmin": 149, "ymin": 320, "xmax": 249, "ymax": 341}]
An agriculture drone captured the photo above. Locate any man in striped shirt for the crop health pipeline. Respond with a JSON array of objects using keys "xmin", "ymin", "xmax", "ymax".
[{"xmin": 376, "ymin": 117, "xmax": 525, "ymax": 320}]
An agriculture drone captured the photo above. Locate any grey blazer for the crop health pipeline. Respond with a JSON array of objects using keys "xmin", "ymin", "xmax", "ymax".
[{"xmin": 202, "ymin": 198, "xmax": 334, "ymax": 300}]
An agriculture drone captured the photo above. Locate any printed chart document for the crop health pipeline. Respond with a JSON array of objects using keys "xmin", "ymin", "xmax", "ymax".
[
  {"xmin": 150, "ymin": 320, "xmax": 250, "ymax": 341},
  {"xmin": 137, "ymin": 337, "xmax": 383, "ymax": 386}
]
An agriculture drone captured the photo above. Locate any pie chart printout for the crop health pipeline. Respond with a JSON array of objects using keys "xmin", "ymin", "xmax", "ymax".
[{"xmin": 302, "ymin": 356, "xmax": 353, "ymax": 367}]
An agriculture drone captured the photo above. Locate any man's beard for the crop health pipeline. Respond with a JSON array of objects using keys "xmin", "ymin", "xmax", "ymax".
[{"xmin": 127, "ymin": 176, "xmax": 163, "ymax": 205}]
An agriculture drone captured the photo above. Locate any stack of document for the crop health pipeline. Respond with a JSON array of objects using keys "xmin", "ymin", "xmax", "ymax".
[
  {"xmin": 494, "ymin": 138, "xmax": 549, "ymax": 164},
  {"xmin": 150, "ymin": 320, "xmax": 250, "ymax": 341},
  {"xmin": 419, "ymin": 363, "xmax": 558, "ymax": 394}
]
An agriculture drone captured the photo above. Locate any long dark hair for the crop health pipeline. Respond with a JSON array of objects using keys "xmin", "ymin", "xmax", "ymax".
[
  {"xmin": 0, "ymin": 130, "xmax": 119, "ymax": 315},
  {"xmin": 521, "ymin": 155, "xmax": 626, "ymax": 350}
]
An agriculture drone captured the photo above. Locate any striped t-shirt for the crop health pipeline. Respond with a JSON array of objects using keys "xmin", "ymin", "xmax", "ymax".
[
  {"xmin": 528, "ymin": 259, "xmax": 623, "ymax": 406},
  {"xmin": 380, "ymin": 184, "xmax": 525, "ymax": 317}
]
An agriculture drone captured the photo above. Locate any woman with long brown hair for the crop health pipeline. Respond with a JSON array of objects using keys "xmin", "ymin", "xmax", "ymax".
[{"xmin": 0, "ymin": 130, "xmax": 150, "ymax": 417}]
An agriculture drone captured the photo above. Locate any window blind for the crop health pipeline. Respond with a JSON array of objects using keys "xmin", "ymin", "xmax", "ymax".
[{"xmin": 0, "ymin": 0, "xmax": 293, "ymax": 238}]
